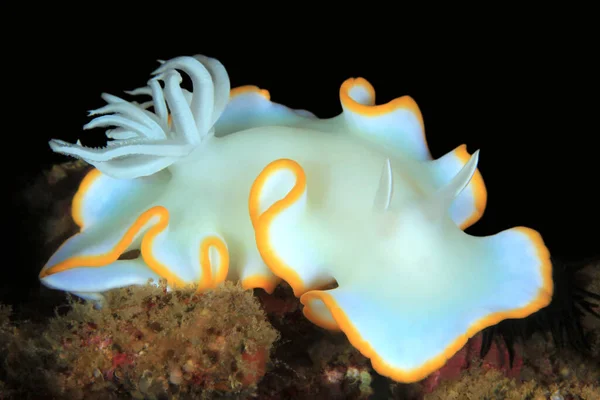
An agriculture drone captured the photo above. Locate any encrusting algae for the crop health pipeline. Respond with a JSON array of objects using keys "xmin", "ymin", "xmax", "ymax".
[
  {"xmin": 421, "ymin": 367, "xmax": 599, "ymax": 400},
  {"xmin": 1, "ymin": 280, "xmax": 279, "ymax": 399}
]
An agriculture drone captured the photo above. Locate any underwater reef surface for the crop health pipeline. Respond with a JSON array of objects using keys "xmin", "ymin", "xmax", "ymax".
[{"xmin": 1, "ymin": 161, "xmax": 599, "ymax": 399}]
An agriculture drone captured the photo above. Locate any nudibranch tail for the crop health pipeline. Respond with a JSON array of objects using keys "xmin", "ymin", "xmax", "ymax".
[
  {"xmin": 41, "ymin": 257, "xmax": 162, "ymax": 296},
  {"xmin": 49, "ymin": 55, "xmax": 231, "ymax": 179},
  {"xmin": 39, "ymin": 201, "xmax": 235, "ymax": 299},
  {"xmin": 39, "ymin": 206, "xmax": 171, "ymax": 290}
]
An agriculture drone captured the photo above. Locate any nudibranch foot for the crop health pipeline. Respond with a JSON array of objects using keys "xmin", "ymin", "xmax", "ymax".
[{"xmin": 238, "ymin": 257, "xmax": 281, "ymax": 295}]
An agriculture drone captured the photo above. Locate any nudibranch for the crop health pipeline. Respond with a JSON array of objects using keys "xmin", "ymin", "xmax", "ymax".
[{"xmin": 39, "ymin": 55, "xmax": 553, "ymax": 383}]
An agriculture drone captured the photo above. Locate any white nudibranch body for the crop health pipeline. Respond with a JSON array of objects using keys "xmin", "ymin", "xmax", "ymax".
[{"xmin": 40, "ymin": 55, "xmax": 553, "ymax": 383}]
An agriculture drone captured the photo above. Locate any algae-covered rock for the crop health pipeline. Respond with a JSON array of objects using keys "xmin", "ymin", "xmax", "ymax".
[
  {"xmin": 1, "ymin": 281, "xmax": 279, "ymax": 399},
  {"xmin": 422, "ymin": 367, "xmax": 599, "ymax": 400}
]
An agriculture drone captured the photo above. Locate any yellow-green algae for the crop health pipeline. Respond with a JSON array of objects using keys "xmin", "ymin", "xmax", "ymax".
[{"xmin": 1, "ymin": 281, "xmax": 279, "ymax": 399}]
